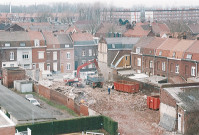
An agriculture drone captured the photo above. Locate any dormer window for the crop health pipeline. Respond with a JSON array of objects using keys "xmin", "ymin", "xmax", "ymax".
[
  {"xmin": 159, "ymin": 51, "xmax": 162, "ymax": 56},
  {"xmin": 65, "ymin": 44, "xmax": 69, "ymax": 48},
  {"xmin": 20, "ymin": 43, "xmax": 26, "ymax": 47},
  {"xmin": 136, "ymin": 47, "xmax": 140, "ymax": 54},
  {"xmin": 186, "ymin": 54, "xmax": 192, "ymax": 59},
  {"xmin": 5, "ymin": 43, "xmax": 10, "ymax": 47},
  {"xmin": 112, "ymin": 44, "xmax": 115, "ymax": 48},
  {"xmin": 172, "ymin": 52, "xmax": 176, "ymax": 58},
  {"xmin": 34, "ymin": 39, "xmax": 40, "ymax": 47}
]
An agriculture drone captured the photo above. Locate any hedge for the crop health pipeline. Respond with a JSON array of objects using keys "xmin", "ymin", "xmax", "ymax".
[{"xmin": 16, "ymin": 115, "xmax": 117, "ymax": 135}]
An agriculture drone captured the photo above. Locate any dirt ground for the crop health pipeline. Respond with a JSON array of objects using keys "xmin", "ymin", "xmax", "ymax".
[
  {"xmin": 39, "ymin": 80, "xmax": 168, "ymax": 135},
  {"xmin": 80, "ymin": 84, "xmax": 166, "ymax": 135}
]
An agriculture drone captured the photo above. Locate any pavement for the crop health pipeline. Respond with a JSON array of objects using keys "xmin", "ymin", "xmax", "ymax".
[{"xmin": 0, "ymin": 82, "xmax": 55, "ymax": 124}]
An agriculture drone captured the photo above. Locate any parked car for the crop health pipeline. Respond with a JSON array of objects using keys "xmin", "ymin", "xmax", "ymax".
[
  {"xmin": 25, "ymin": 94, "xmax": 33, "ymax": 101},
  {"xmin": 29, "ymin": 98, "xmax": 40, "ymax": 107}
]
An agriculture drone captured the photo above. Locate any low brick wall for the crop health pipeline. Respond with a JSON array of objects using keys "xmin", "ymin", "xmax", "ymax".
[{"xmin": 34, "ymin": 84, "xmax": 88, "ymax": 116}]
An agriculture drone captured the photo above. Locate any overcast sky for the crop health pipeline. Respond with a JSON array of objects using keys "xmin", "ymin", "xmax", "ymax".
[{"xmin": 1, "ymin": 0, "xmax": 199, "ymax": 8}]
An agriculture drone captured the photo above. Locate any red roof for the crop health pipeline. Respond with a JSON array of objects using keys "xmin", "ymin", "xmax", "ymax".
[
  {"xmin": 71, "ymin": 32, "xmax": 94, "ymax": 41},
  {"xmin": 152, "ymin": 22, "xmax": 170, "ymax": 35},
  {"xmin": 65, "ymin": 25, "xmax": 81, "ymax": 34},
  {"xmin": 42, "ymin": 32, "xmax": 60, "ymax": 49},
  {"xmin": 124, "ymin": 25, "xmax": 151, "ymax": 37},
  {"xmin": 28, "ymin": 31, "xmax": 45, "ymax": 41}
]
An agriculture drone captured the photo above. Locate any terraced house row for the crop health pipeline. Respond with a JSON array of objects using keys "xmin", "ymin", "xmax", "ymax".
[
  {"xmin": 131, "ymin": 36, "xmax": 199, "ymax": 82},
  {"xmin": 0, "ymin": 24, "xmax": 98, "ymax": 73}
]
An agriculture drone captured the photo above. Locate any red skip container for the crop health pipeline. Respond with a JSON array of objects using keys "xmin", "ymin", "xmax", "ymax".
[
  {"xmin": 147, "ymin": 96, "xmax": 160, "ymax": 110},
  {"xmin": 114, "ymin": 80, "xmax": 139, "ymax": 93}
]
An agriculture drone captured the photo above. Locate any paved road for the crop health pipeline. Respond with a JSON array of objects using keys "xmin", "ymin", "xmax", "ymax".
[{"xmin": 0, "ymin": 83, "xmax": 55, "ymax": 124}]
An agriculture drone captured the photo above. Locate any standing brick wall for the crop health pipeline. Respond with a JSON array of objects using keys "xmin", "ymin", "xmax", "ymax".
[
  {"xmin": 0, "ymin": 126, "xmax": 15, "ymax": 135},
  {"xmin": 160, "ymin": 89, "xmax": 176, "ymax": 107},
  {"xmin": 35, "ymin": 84, "xmax": 88, "ymax": 116}
]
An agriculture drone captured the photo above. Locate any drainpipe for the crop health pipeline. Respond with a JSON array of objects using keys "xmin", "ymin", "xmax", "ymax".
[
  {"xmin": 196, "ymin": 62, "xmax": 198, "ymax": 77},
  {"xmin": 142, "ymin": 54, "xmax": 143, "ymax": 72},
  {"xmin": 153, "ymin": 49, "xmax": 155, "ymax": 75},
  {"xmin": 167, "ymin": 58, "xmax": 169, "ymax": 83}
]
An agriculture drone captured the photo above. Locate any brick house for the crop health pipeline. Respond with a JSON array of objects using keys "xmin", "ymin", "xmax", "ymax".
[
  {"xmin": 70, "ymin": 32, "xmax": 98, "ymax": 72},
  {"xmin": 57, "ymin": 34, "xmax": 74, "ymax": 73},
  {"xmin": 160, "ymin": 83, "xmax": 199, "ymax": 134},
  {"xmin": 42, "ymin": 32, "xmax": 60, "ymax": 73},
  {"xmin": 0, "ymin": 31, "xmax": 32, "ymax": 69},
  {"xmin": 1, "ymin": 67, "xmax": 25, "ymax": 88},
  {"xmin": 131, "ymin": 37, "xmax": 199, "ymax": 83},
  {"xmin": 98, "ymin": 37, "xmax": 140, "ymax": 81},
  {"xmin": 28, "ymin": 31, "xmax": 46, "ymax": 71}
]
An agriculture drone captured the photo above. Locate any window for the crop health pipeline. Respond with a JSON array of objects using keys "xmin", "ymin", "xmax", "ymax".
[
  {"xmin": 5, "ymin": 43, "xmax": 10, "ymax": 47},
  {"xmin": 38, "ymin": 51, "xmax": 44, "ymax": 59},
  {"xmin": 66, "ymin": 63, "xmax": 71, "ymax": 70},
  {"xmin": 191, "ymin": 66, "xmax": 196, "ymax": 76},
  {"xmin": 137, "ymin": 58, "xmax": 141, "ymax": 67},
  {"xmin": 67, "ymin": 52, "xmax": 70, "ymax": 59},
  {"xmin": 10, "ymin": 64, "xmax": 14, "ymax": 67},
  {"xmin": 32, "ymin": 64, "xmax": 36, "ymax": 69},
  {"xmin": 88, "ymin": 64, "xmax": 92, "ymax": 69},
  {"xmin": 159, "ymin": 51, "xmax": 162, "ymax": 56},
  {"xmin": 82, "ymin": 50, "xmax": 85, "ymax": 56},
  {"xmin": 47, "ymin": 64, "xmax": 50, "ymax": 71},
  {"xmin": 172, "ymin": 52, "xmax": 176, "ymax": 58},
  {"xmin": 53, "ymin": 51, "xmax": 57, "ymax": 60},
  {"xmin": 10, "ymin": 52, "xmax": 14, "ymax": 60},
  {"xmin": 24, "ymin": 64, "xmax": 30, "ymax": 69},
  {"xmin": 82, "ymin": 60, "xmax": 86, "ymax": 69},
  {"xmin": 149, "ymin": 61, "xmax": 153, "ymax": 68},
  {"xmin": 162, "ymin": 62, "xmax": 166, "ymax": 71},
  {"xmin": 89, "ymin": 49, "xmax": 92, "ymax": 56},
  {"xmin": 170, "ymin": 63, "xmax": 174, "ymax": 72},
  {"xmin": 126, "ymin": 56, "xmax": 128, "ymax": 60},
  {"xmin": 112, "ymin": 44, "xmax": 115, "ymax": 48},
  {"xmin": 175, "ymin": 64, "xmax": 179, "ymax": 74},
  {"xmin": 136, "ymin": 47, "xmax": 140, "ymax": 54},
  {"xmin": 20, "ymin": 43, "xmax": 26, "ymax": 47},
  {"xmin": 3, "ymin": 64, "xmax": 6, "ymax": 67},
  {"xmin": 22, "ymin": 52, "xmax": 29, "ymax": 59},
  {"xmin": 65, "ymin": 44, "xmax": 69, "ymax": 48},
  {"xmin": 186, "ymin": 54, "xmax": 192, "ymax": 59},
  {"xmin": 34, "ymin": 39, "xmax": 40, "ymax": 47}
]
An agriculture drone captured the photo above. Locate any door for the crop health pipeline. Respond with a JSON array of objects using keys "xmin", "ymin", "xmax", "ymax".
[
  {"xmin": 47, "ymin": 63, "xmax": 50, "ymax": 71},
  {"xmin": 53, "ymin": 62, "xmax": 57, "ymax": 71},
  {"xmin": 39, "ymin": 63, "xmax": 44, "ymax": 71},
  {"xmin": 75, "ymin": 61, "xmax": 78, "ymax": 70},
  {"xmin": 61, "ymin": 64, "xmax": 64, "ymax": 73},
  {"xmin": 178, "ymin": 113, "xmax": 182, "ymax": 133}
]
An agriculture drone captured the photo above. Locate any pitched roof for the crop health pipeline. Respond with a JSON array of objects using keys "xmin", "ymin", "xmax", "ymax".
[
  {"xmin": 187, "ymin": 23, "xmax": 199, "ymax": 34},
  {"xmin": 144, "ymin": 37, "xmax": 166, "ymax": 49},
  {"xmin": 134, "ymin": 36, "xmax": 155, "ymax": 48},
  {"xmin": 71, "ymin": 32, "xmax": 94, "ymax": 42},
  {"xmin": 28, "ymin": 31, "xmax": 45, "ymax": 41},
  {"xmin": 105, "ymin": 37, "xmax": 140, "ymax": 45},
  {"xmin": 123, "ymin": 24, "xmax": 151, "ymax": 37},
  {"xmin": 42, "ymin": 32, "xmax": 60, "ymax": 45},
  {"xmin": 57, "ymin": 34, "xmax": 72, "ymax": 45},
  {"xmin": 0, "ymin": 31, "xmax": 29, "ymax": 41},
  {"xmin": 152, "ymin": 22, "xmax": 170, "ymax": 35},
  {"xmin": 65, "ymin": 25, "xmax": 81, "ymax": 34}
]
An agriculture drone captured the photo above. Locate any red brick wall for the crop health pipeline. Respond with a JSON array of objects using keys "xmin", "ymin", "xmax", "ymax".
[
  {"xmin": 35, "ymin": 84, "xmax": 88, "ymax": 116},
  {"xmin": 2, "ymin": 69, "xmax": 25, "ymax": 88},
  {"xmin": 0, "ymin": 126, "xmax": 15, "ymax": 135},
  {"xmin": 160, "ymin": 89, "xmax": 176, "ymax": 107},
  {"xmin": 38, "ymin": 85, "xmax": 50, "ymax": 100}
]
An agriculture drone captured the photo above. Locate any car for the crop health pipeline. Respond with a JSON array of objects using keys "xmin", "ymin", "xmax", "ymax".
[
  {"xmin": 29, "ymin": 98, "xmax": 40, "ymax": 107},
  {"xmin": 25, "ymin": 94, "xmax": 33, "ymax": 101}
]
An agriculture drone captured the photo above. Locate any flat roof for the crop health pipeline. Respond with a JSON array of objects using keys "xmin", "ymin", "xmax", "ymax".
[
  {"xmin": 0, "ymin": 110, "xmax": 15, "ymax": 128},
  {"xmin": 0, "ymin": 84, "xmax": 55, "ymax": 124}
]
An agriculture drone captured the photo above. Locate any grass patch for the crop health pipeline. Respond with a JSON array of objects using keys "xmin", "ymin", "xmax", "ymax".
[{"xmin": 22, "ymin": 92, "xmax": 78, "ymax": 117}]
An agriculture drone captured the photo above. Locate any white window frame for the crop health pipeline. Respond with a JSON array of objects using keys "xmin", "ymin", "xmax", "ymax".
[
  {"xmin": 149, "ymin": 61, "xmax": 153, "ymax": 68},
  {"xmin": 89, "ymin": 49, "xmax": 92, "ymax": 56},
  {"xmin": 65, "ymin": 44, "xmax": 69, "ymax": 48},
  {"xmin": 82, "ymin": 50, "xmax": 85, "ymax": 56},
  {"xmin": 137, "ymin": 58, "xmax": 141, "ymax": 67},
  {"xmin": 53, "ymin": 51, "xmax": 57, "ymax": 60},
  {"xmin": 34, "ymin": 39, "xmax": 40, "ymax": 47},
  {"xmin": 22, "ymin": 52, "xmax": 29, "ymax": 60},
  {"xmin": 38, "ymin": 51, "xmax": 44, "ymax": 59},
  {"xmin": 5, "ymin": 43, "xmax": 10, "ymax": 47},
  {"xmin": 172, "ymin": 52, "xmax": 176, "ymax": 58},
  {"xmin": 82, "ymin": 60, "xmax": 86, "ymax": 69},
  {"xmin": 112, "ymin": 44, "xmax": 115, "ymax": 48},
  {"xmin": 67, "ymin": 52, "xmax": 70, "ymax": 59},
  {"xmin": 66, "ymin": 63, "xmax": 71, "ymax": 70},
  {"xmin": 191, "ymin": 66, "xmax": 196, "ymax": 76},
  {"xmin": 20, "ymin": 43, "xmax": 26, "ymax": 47},
  {"xmin": 175, "ymin": 64, "xmax": 179, "ymax": 74},
  {"xmin": 10, "ymin": 52, "xmax": 14, "ymax": 60},
  {"xmin": 159, "ymin": 51, "xmax": 162, "ymax": 56},
  {"xmin": 136, "ymin": 47, "xmax": 140, "ymax": 54},
  {"xmin": 162, "ymin": 62, "xmax": 166, "ymax": 71},
  {"xmin": 186, "ymin": 54, "xmax": 192, "ymax": 59}
]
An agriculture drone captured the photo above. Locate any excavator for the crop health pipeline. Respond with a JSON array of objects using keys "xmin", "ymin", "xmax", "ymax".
[{"xmin": 63, "ymin": 59, "xmax": 104, "ymax": 88}]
